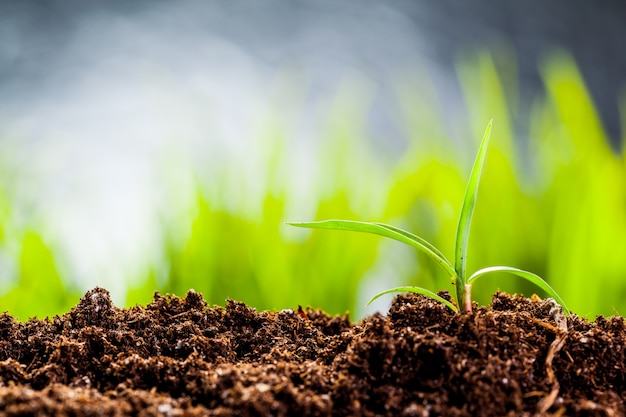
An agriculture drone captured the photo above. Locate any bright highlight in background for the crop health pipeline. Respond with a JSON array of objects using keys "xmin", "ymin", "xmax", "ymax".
[{"xmin": 0, "ymin": 1, "xmax": 625, "ymax": 320}]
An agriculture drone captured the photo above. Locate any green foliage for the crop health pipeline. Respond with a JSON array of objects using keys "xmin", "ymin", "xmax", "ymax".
[
  {"xmin": 127, "ymin": 80, "xmax": 387, "ymax": 315},
  {"xmin": 290, "ymin": 122, "xmax": 570, "ymax": 315},
  {"xmin": 1, "ymin": 50, "xmax": 626, "ymax": 319},
  {"xmin": 0, "ymin": 232, "xmax": 80, "ymax": 320}
]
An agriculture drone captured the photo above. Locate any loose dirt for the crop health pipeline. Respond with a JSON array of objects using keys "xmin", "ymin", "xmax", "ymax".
[{"xmin": 0, "ymin": 288, "xmax": 623, "ymax": 416}]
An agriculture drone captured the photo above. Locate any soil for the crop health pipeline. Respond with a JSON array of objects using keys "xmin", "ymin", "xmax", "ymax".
[{"xmin": 0, "ymin": 288, "xmax": 623, "ymax": 416}]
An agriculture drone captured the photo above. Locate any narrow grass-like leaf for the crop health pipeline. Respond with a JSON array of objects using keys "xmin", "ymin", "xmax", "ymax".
[
  {"xmin": 288, "ymin": 220, "xmax": 456, "ymax": 277},
  {"xmin": 372, "ymin": 222, "xmax": 450, "ymax": 264},
  {"xmin": 455, "ymin": 120, "xmax": 493, "ymax": 284},
  {"xmin": 467, "ymin": 266, "xmax": 570, "ymax": 316},
  {"xmin": 367, "ymin": 286, "xmax": 458, "ymax": 312}
]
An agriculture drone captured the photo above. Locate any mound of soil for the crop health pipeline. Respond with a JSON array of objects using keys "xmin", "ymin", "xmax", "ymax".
[{"xmin": 0, "ymin": 288, "xmax": 623, "ymax": 416}]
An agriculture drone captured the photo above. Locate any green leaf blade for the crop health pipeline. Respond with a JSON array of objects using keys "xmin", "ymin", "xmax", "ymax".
[
  {"xmin": 455, "ymin": 120, "xmax": 493, "ymax": 284},
  {"xmin": 372, "ymin": 222, "xmax": 449, "ymax": 262},
  {"xmin": 367, "ymin": 286, "xmax": 458, "ymax": 312},
  {"xmin": 288, "ymin": 220, "xmax": 456, "ymax": 278},
  {"xmin": 467, "ymin": 266, "xmax": 570, "ymax": 316}
]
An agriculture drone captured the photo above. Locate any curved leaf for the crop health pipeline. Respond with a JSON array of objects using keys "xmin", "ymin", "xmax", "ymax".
[
  {"xmin": 367, "ymin": 286, "xmax": 458, "ymax": 312},
  {"xmin": 467, "ymin": 266, "xmax": 570, "ymax": 316},
  {"xmin": 288, "ymin": 220, "xmax": 456, "ymax": 278},
  {"xmin": 372, "ymin": 222, "xmax": 449, "ymax": 263}
]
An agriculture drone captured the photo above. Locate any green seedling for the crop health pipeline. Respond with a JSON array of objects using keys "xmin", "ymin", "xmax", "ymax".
[{"xmin": 289, "ymin": 120, "xmax": 570, "ymax": 316}]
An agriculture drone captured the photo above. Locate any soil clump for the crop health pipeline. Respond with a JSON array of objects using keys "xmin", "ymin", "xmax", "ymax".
[{"xmin": 0, "ymin": 288, "xmax": 623, "ymax": 416}]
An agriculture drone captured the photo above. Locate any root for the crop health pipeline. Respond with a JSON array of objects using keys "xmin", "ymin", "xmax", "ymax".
[{"xmin": 536, "ymin": 300, "xmax": 568, "ymax": 414}]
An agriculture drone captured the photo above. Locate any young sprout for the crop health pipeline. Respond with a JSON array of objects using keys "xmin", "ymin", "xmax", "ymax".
[{"xmin": 289, "ymin": 121, "xmax": 570, "ymax": 316}]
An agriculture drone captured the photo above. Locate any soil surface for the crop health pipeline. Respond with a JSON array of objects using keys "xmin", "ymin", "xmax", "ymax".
[{"xmin": 0, "ymin": 288, "xmax": 623, "ymax": 416}]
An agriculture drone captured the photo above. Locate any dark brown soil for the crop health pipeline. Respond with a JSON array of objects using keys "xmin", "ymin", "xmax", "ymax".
[{"xmin": 0, "ymin": 288, "xmax": 623, "ymax": 416}]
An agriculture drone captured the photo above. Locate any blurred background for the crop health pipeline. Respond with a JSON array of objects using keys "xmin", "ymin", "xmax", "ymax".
[{"xmin": 1, "ymin": 0, "xmax": 626, "ymax": 320}]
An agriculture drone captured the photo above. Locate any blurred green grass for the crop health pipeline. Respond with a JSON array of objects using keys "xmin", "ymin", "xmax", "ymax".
[{"xmin": 2, "ymin": 51, "xmax": 626, "ymax": 320}]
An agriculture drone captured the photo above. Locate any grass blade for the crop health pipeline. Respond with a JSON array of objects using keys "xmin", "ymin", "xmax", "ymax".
[
  {"xmin": 372, "ymin": 222, "xmax": 450, "ymax": 264},
  {"xmin": 367, "ymin": 286, "xmax": 457, "ymax": 312},
  {"xmin": 467, "ymin": 266, "xmax": 570, "ymax": 316},
  {"xmin": 288, "ymin": 220, "xmax": 456, "ymax": 277},
  {"xmin": 454, "ymin": 120, "xmax": 493, "ymax": 283}
]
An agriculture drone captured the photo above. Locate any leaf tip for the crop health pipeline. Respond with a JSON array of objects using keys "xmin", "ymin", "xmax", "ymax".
[
  {"xmin": 286, "ymin": 221, "xmax": 307, "ymax": 227},
  {"xmin": 366, "ymin": 293, "xmax": 382, "ymax": 306}
]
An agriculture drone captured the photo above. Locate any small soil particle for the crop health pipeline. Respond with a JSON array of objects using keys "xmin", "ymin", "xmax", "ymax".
[{"xmin": 0, "ymin": 287, "xmax": 623, "ymax": 416}]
